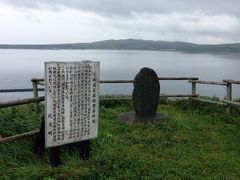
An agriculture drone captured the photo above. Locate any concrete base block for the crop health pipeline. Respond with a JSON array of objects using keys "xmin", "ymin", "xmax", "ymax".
[{"xmin": 119, "ymin": 112, "xmax": 170, "ymax": 124}]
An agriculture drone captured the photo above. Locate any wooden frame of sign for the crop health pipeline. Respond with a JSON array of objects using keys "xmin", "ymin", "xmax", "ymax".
[{"xmin": 45, "ymin": 61, "xmax": 99, "ymax": 166}]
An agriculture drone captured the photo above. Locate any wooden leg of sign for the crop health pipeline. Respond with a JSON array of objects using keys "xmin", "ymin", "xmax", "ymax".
[
  {"xmin": 49, "ymin": 146, "xmax": 61, "ymax": 167},
  {"xmin": 33, "ymin": 117, "xmax": 45, "ymax": 156},
  {"xmin": 80, "ymin": 140, "xmax": 90, "ymax": 160}
]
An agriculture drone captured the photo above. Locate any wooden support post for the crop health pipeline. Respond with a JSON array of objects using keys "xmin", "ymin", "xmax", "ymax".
[
  {"xmin": 226, "ymin": 82, "xmax": 232, "ymax": 114},
  {"xmin": 49, "ymin": 146, "xmax": 61, "ymax": 167},
  {"xmin": 32, "ymin": 80, "xmax": 39, "ymax": 114},
  {"xmin": 192, "ymin": 81, "xmax": 196, "ymax": 96},
  {"xmin": 80, "ymin": 140, "xmax": 91, "ymax": 160},
  {"xmin": 33, "ymin": 117, "xmax": 45, "ymax": 156},
  {"xmin": 191, "ymin": 81, "xmax": 197, "ymax": 112}
]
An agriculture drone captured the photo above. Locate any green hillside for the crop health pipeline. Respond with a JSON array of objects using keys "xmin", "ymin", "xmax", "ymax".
[{"xmin": 0, "ymin": 39, "xmax": 240, "ymax": 53}]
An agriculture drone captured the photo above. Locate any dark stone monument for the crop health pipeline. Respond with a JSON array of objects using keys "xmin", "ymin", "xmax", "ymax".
[
  {"xmin": 119, "ymin": 67, "xmax": 170, "ymax": 124},
  {"xmin": 133, "ymin": 67, "xmax": 160, "ymax": 116}
]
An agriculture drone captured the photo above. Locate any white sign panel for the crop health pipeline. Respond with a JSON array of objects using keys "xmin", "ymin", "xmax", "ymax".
[{"xmin": 45, "ymin": 61, "xmax": 99, "ymax": 148}]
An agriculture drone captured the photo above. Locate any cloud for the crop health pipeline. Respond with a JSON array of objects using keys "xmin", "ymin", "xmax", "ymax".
[
  {"xmin": 0, "ymin": 0, "xmax": 240, "ymax": 44},
  {"xmin": 108, "ymin": 12, "xmax": 240, "ymax": 43},
  {"xmin": 2, "ymin": 0, "xmax": 240, "ymax": 17}
]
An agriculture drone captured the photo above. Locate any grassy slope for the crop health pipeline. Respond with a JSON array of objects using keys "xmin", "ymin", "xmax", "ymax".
[{"xmin": 0, "ymin": 100, "xmax": 240, "ymax": 179}]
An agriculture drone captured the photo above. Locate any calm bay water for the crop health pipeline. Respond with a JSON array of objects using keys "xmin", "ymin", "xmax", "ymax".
[{"xmin": 0, "ymin": 49, "xmax": 239, "ymax": 101}]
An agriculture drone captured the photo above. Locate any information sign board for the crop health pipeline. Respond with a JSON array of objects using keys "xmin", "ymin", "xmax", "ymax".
[{"xmin": 45, "ymin": 61, "xmax": 99, "ymax": 148}]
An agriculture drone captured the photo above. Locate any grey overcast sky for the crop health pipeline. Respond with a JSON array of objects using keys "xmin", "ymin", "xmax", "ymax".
[{"xmin": 0, "ymin": 0, "xmax": 240, "ymax": 44}]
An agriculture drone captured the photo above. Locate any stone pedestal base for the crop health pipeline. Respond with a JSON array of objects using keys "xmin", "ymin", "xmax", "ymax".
[{"xmin": 119, "ymin": 112, "xmax": 170, "ymax": 124}]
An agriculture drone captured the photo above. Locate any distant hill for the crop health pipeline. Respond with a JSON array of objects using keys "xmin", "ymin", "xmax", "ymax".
[{"xmin": 0, "ymin": 39, "xmax": 240, "ymax": 53}]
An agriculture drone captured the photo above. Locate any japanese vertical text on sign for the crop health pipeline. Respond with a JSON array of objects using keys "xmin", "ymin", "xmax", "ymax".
[{"xmin": 45, "ymin": 61, "xmax": 100, "ymax": 148}]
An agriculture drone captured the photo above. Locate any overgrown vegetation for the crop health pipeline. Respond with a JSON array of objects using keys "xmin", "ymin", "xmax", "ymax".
[{"xmin": 0, "ymin": 99, "xmax": 240, "ymax": 179}]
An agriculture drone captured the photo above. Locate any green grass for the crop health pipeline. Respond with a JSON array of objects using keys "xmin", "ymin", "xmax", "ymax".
[{"xmin": 0, "ymin": 99, "xmax": 240, "ymax": 179}]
